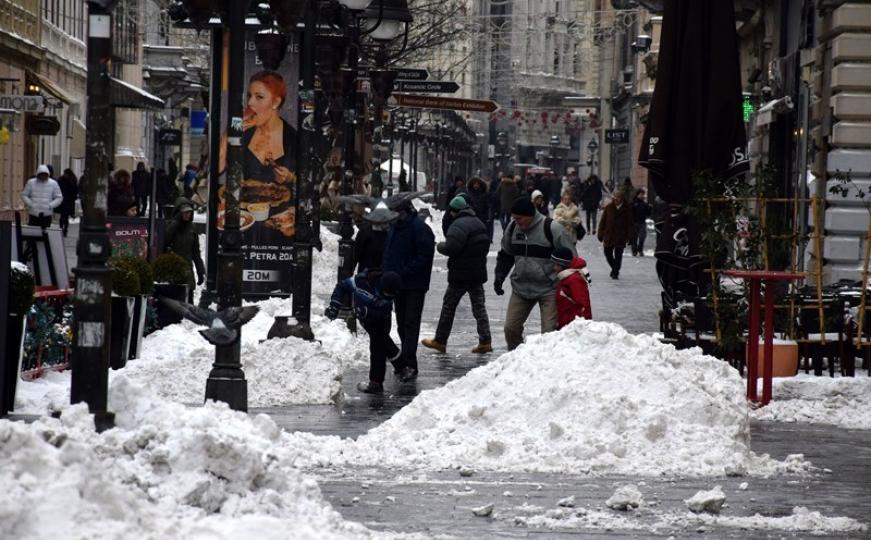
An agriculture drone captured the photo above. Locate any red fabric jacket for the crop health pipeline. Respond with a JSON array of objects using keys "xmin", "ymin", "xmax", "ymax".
[{"xmin": 556, "ymin": 256, "xmax": 592, "ymax": 328}]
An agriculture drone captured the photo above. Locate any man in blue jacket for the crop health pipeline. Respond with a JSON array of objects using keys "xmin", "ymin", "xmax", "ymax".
[
  {"xmin": 383, "ymin": 202, "xmax": 435, "ymax": 382},
  {"xmin": 326, "ymin": 270, "xmax": 403, "ymax": 394}
]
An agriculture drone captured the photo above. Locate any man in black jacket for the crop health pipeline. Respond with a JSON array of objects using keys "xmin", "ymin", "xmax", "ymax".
[{"xmin": 421, "ymin": 196, "xmax": 492, "ymax": 354}]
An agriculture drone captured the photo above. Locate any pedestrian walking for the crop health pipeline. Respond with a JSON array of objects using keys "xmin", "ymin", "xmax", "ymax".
[
  {"xmin": 21, "ymin": 165, "xmax": 62, "ymax": 228},
  {"xmin": 354, "ymin": 220, "xmax": 388, "ymax": 272},
  {"xmin": 108, "ymin": 169, "xmax": 133, "ymax": 216},
  {"xmin": 621, "ymin": 177, "xmax": 636, "ymax": 202},
  {"xmin": 164, "ymin": 198, "xmax": 205, "ymax": 302},
  {"xmin": 182, "ymin": 164, "xmax": 198, "ymax": 199},
  {"xmin": 466, "ymin": 177, "xmax": 491, "ymax": 237},
  {"xmin": 631, "ymin": 188, "xmax": 652, "ymax": 256},
  {"xmin": 494, "ymin": 197, "xmax": 575, "ymax": 350},
  {"xmin": 442, "ymin": 191, "xmax": 472, "ymax": 235},
  {"xmin": 421, "ymin": 196, "xmax": 492, "ymax": 354},
  {"xmin": 383, "ymin": 201, "xmax": 436, "ymax": 381},
  {"xmin": 579, "ymin": 174, "xmax": 603, "ymax": 234},
  {"xmin": 132, "ymin": 162, "xmax": 151, "ymax": 217},
  {"xmin": 495, "ymin": 173, "xmax": 521, "ymax": 229},
  {"xmin": 56, "ymin": 168, "xmax": 78, "ymax": 236},
  {"xmin": 155, "ymin": 168, "xmax": 174, "ymax": 217},
  {"xmin": 551, "ymin": 247, "xmax": 592, "ymax": 328},
  {"xmin": 369, "ymin": 160, "xmax": 384, "ymax": 197},
  {"xmin": 554, "ymin": 190, "xmax": 584, "ymax": 243},
  {"xmin": 531, "ymin": 189, "xmax": 548, "ymax": 216},
  {"xmin": 597, "ymin": 191, "xmax": 633, "ymax": 279},
  {"xmin": 326, "ymin": 270, "xmax": 403, "ymax": 394},
  {"xmin": 446, "ymin": 176, "xmax": 466, "ymax": 205}
]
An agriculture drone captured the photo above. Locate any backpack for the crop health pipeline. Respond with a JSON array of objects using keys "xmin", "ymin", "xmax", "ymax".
[{"xmin": 507, "ymin": 217, "xmax": 556, "ymax": 249}]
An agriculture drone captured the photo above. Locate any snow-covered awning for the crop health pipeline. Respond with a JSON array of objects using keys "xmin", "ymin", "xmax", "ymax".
[{"xmin": 110, "ymin": 77, "xmax": 165, "ymax": 111}]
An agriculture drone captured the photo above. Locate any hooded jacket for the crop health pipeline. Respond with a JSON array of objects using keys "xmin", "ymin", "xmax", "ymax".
[
  {"xmin": 164, "ymin": 198, "xmax": 205, "ymax": 287},
  {"xmin": 21, "ymin": 176, "xmax": 63, "ymax": 217},
  {"xmin": 556, "ymin": 256, "xmax": 592, "ymax": 328},
  {"xmin": 466, "ymin": 178, "xmax": 490, "ymax": 221},
  {"xmin": 495, "ymin": 212, "xmax": 575, "ymax": 299},
  {"xmin": 438, "ymin": 207, "xmax": 489, "ymax": 285}
]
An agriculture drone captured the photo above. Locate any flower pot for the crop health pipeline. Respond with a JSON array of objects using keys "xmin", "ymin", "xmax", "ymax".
[
  {"xmin": 747, "ymin": 339, "xmax": 799, "ymax": 378},
  {"xmin": 1, "ymin": 314, "xmax": 27, "ymax": 415},
  {"xmin": 109, "ymin": 296, "xmax": 135, "ymax": 370},
  {"xmin": 127, "ymin": 295, "xmax": 148, "ymax": 360},
  {"xmin": 154, "ymin": 283, "xmax": 189, "ymax": 328}
]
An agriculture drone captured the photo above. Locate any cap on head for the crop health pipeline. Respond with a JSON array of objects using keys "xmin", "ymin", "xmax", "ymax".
[
  {"xmin": 449, "ymin": 195, "xmax": 469, "ymax": 211},
  {"xmin": 36, "ymin": 164, "xmax": 50, "ymax": 177},
  {"xmin": 379, "ymin": 271, "xmax": 401, "ymax": 297},
  {"xmin": 531, "ymin": 189, "xmax": 543, "ymax": 201},
  {"xmin": 510, "ymin": 197, "xmax": 535, "ymax": 217},
  {"xmin": 551, "ymin": 247, "xmax": 574, "ymax": 267},
  {"xmin": 178, "ymin": 203, "xmax": 194, "ymax": 213}
]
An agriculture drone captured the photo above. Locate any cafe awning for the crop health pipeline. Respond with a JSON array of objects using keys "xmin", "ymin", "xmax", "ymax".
[
  {"xmin": 110, "ymin": 77, "xmax": 165, "ymax": 111},
  {"xmin": 26, "ymin": 71, "xmax": 77, "ymax": 105}
]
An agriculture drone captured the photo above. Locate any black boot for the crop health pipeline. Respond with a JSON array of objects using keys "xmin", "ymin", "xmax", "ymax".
[
  {"xmin": 357, "ymin": 381, "xmax": 384, "ymax": 394},
  {"xmin": 399, "ymin": 366, "xmax": 419, "ymax": 382}
]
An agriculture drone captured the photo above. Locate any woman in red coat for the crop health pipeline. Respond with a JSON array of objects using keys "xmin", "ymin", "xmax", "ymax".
[{"xmin": 551, "ymin": 247, "xmax": 592, "ymax": 328}]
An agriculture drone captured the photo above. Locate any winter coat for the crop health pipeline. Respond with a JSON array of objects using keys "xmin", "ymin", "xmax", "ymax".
[
  {"xmin": 579, "ymin": 179, "xmax": 603, "ymax": 211},
  {"xmin": 554, "ymin": 202, "xmax": 582, "ymax": 242},
  {"xmin": 496, "ymin": 177, "xmax": 521, "ymax": 212},
  {"xmin": 466, "ymin": 178, "xmax": 490, "ymax": 221},
  {"xmin": 21, "ymin": 177, "xmax": 63, "ymax": 217},
  {"xmin": 437, "ymin": 208, "xmax": 489, "ymax": 285},
  {"xmin": 556, "ymin": 256, "xmax": 592, "ymax": 328},
  {"xmin": 330, "ymin": 271, "xmax": 394, "ymax": 322},
  {"xmin": 567, "ymin": 175, "xmax": 583, "ymax": 205},
  {"xmin": 632, "ymin": 197, "xmax": 652, "ymax": 224},
  {"xmin": 495, "ymin": 212, "xmax": 575, "ymax": 299},
  {"xmin": 354, "ymin": 222, "xmax": 388, "ymax": 272},
  {"xmin": 383, "ymin": 210, "xmax": 435, "ymax": 291},
  {"xmin": 164, "ymin": 198, "xmax": 205, "ymax": 288},
  {"xmin": 132, "ymin": 168, "xmax": 152, "ymax": 197},
  {"xmin": 56, "ymin": 172, "xmax": 78, "ymax": 215},
  {"xmin": 597, "ymin": 201, "xmax": 633, "ymax": 248}
]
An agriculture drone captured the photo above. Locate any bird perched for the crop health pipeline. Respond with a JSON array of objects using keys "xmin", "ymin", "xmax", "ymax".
[
  {"xmin": 337, "ymin": 191, "xmax": 426, "ymax": 225},
  {"xmin": 159, "ymin": 297, "xmax": 259, "ymax": 345}
]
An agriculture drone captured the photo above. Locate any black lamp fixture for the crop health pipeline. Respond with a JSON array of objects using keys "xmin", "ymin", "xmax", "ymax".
[
  {"xmin": 362, "ymin": 0, "xmax": 412, "ymax": 42},
  {"xmin": 255, "ymin": 29, "xmax": 289, "ymax": 70},
  {"xmin": 269, "ymin": 0, "xmax": 307, "ymax": 31},
  {"xmin": 181, "ymin": 0, "xmax": 224, "ymax": 29}
]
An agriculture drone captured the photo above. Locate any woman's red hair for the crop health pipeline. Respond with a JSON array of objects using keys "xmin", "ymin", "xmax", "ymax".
[{"xmin": 248, "ymin": 70, "xmax": 287, "ymax": 107}]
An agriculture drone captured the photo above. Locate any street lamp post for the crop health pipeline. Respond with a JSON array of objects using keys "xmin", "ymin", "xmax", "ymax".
[{"xmin": 70, "ymin": 0, "xmax": 119, "ymax": 431}]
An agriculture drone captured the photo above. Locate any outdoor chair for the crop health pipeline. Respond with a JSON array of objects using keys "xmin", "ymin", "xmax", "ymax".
[{"xmin": 794, "ymin": 298, "xmax": 845, "ymax": 377}]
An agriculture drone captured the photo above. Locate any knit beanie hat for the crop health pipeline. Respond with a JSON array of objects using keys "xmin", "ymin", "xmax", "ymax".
[
  {"xmin": 551, "ymin": 247, "xmax": 574, "ymax": 267},
  {"xmin": 379, "ymin": 271, "xmax": 401, "ymax": 297},
  {"xmin": 449, "ymin": 195, "xmax": 469, "ymax": 211},
  {"xmin": 510, "ymin": 197, "xmax": 535, "ymax": 216}
]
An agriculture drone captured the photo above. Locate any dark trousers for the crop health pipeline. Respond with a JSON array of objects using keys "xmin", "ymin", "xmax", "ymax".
[
  {"xmin": 27, "ymin": 214, "xmax": 52, "ymax": 228},
  {"xmin": 58, "ymin": 211, "xmax": 72, "ymax": 235},
  {"xmin": 500, "ymin": 211, "xmax": 512, "ymax": 230},
  {"xmin": 136, "ymin": 194, "xmax": 149, "ymax": 217},
  {"xmin": 604, "ymin": 246, "xmax": 625, "ymax": 276},
  {"xmin": 361, "ymin": 316, "xmax": 401, "ymax": 383},
  {"xmin": 584, "ymin": 208, "xmax": 598, "ymax": 233},
  {"xmin": 395, "ymin": 289, "xmax": 426, "ymax": 370},
  {"xmin": 435, "ymin": 283, "xmax": 491, "ymax": 344},
  {"xmin": 485, "ymin": 218, "xmax": 494, "ymax": 242},
  {"xmin": 631, "ymin": 222, "xmax": 647, "ymax": 255}
]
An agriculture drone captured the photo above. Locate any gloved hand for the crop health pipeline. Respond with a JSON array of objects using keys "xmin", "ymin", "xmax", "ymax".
[
  {"xmin": 494, "ymin": 280, "xmax": 505, "ymax": 296},
  {"xmin": 324, "ymin": 304, "xmax": 339, "ymax": 320},
  {"xmin": 197, "ymin": 273, "xmax": 205, "ymax": 285}
]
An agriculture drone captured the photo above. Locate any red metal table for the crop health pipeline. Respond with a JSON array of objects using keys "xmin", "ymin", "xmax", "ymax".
[{"xmin": 722, "ymin": 270, "xmax": 805, "ymax": 406}]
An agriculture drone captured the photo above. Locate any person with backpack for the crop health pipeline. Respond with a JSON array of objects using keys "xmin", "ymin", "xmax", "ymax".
[
  {"xmin": 421, "ymin": 196, "xmax": 492, "ymax": 355},
  {"xmin": 326, "ymin": 270, "xmax": 403, "ymax": 394},
  {"xmin": 551, "ymin": 247, "xmax": 592, "ymax": 328},
  {"xmin": 494, "ymin": 197, "xmax": 575, "ymax": 350}
]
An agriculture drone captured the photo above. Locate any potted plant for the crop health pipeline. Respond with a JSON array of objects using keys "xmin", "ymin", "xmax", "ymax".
[
  {"xmin": 152, "ymin": 253, "xmax": 191, "ymax": 328},
  {"xmin": 108, "ymin": 256, "xmax": 140, "ymax": 370},
  {"xmin": 3, "ymin": 262, "xmax": 35, "ymax": 414},
  {"xmin": 126, "ymin": 256, "xmax": 153, "ymax": 360}
]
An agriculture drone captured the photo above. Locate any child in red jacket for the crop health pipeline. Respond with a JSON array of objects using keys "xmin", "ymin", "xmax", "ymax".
[{"xmin": 551, "ymin": 247, "xmax": 592, "ymax": 328}]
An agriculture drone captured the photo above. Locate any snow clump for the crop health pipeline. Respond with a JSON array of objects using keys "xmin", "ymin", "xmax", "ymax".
[
  {"xmin": 606, "ymin": 484, "xmax": 643, "ymax": 511},
  {"xmin": 684, "ymin": 486, "xmax": 726, "ymax": 514}
]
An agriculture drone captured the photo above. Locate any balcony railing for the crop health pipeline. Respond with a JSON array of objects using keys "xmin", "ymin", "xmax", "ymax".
[
  {"xmin": 42, "ymin": 19, "xmax": 86, "ymax": 71},
  {"xmin": 0, "ymin": 0, "xmax": 40, "ymax": 47}
]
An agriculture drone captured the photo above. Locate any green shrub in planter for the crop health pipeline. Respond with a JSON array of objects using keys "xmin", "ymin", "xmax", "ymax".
[
  {"xmin": 128, "ymin": 257, "xmax": 154, "ymax": 295},
  {"xmin": 10, "ymin": 262, "xmax": 36, "ymax": 315},
  {"xmin": 108, "ymin": 256, "xmax": 141, "ymax": 297},
  {"xmin": 152, "ymin": 253, "xmax": 192, "ymax": 285}
]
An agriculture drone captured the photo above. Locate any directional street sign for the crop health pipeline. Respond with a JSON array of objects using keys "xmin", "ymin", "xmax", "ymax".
[
  {"xmin": 392, "ymin": 94, "xmax": 499, "ymax": 113},
  {"xmin": 605, "ymin": 129, "xmax": 629, "ymax": 144},
  {"xmin": 394, "ymin": 80, "xmax": 459, "ymax": 94},
  {"xmin": 394, "ymin": 68, "xmax": 429, "ymax": 81}
]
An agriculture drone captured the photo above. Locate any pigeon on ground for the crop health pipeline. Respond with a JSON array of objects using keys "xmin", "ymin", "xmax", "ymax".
[{"xmin": 159, "ymin": 297, "xmax": 259, "ymax": 345}]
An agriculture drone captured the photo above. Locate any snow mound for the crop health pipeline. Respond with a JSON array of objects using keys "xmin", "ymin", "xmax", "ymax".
[
  {"xmin": 685, "ymin": 486, "xmax": 726, "ymax": 514},
  {"xmin": 666, "ymin": 506, "xmax": 868, "ymax": 535},
  {"xmin": 0, "ymin": 375, "xmax": 381, "ymax": 540},
  {"xmin": 308, "ymin": 320, "xmax": 811, "ymax": 476},
  {"xmin": 751, "ymin": 374, "xmax": 871, "ymax": 430},
  {"xmin": 606, "ymin": 484, "xmax": 643, "ymax": 511}
]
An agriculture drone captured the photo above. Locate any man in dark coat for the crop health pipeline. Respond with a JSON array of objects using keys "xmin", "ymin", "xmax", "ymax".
[
  {"xmin": 164, "ymin": 197, "xmax": 205, "ymax": 302},
  {"xmin": 495, "ymin": 173, "xmax": 521, "ymax": 230},
  {"xmin": 383, "ymin": 203, "xmax": 436, "ymax": 381},
  {"xmin": 132, "ymin": 162, "xmax": 151, "ymax": 216},
  {"xmin": 631, "ymin": 189, "xmax": 652, "ymax": 256},
  {"xmin": 597, "ymin": 191, "xmax": 633, "ymax": 279},
  {"xmin": 579, "ymin": 174, "xmax": 604, "ymax": 234},
  {"xmin": 421, "ymin": 196, "xmax": 492, "ymax": 354},
  {"xmin": 466, "ymin": 177, "xmax": 491, "ymax": 240},
  {"xmin": 56, "ymin": 168, "xmax": 78, "ymax": 236},
  {"xmin": 354, "ymin": 221, "xmax": 388, "ymax": 272}
]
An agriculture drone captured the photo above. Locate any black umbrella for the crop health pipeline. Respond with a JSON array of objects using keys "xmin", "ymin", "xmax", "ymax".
[{"xmin": 638, "ymin": 0, "xmax": 749, "ymax": 307}]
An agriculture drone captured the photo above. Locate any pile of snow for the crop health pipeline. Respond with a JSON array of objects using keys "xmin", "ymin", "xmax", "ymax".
[
  {"xmin": 0, "ymin": 375, "xmax": 382, "ymax": 540},
  {"xmin": 291, "ymin": 320, "xmax": 810, "ymax": 477},
  {"xmin": 313, "ymin": 229, "xmax": 341, "ymax": 295},
  {"xmin": 751, "ymin": 374, "xmax": 871, "ymax": 430},
  {"xmin": 15, "ymin": 297, "xmax": 369, "ymax": 413},
  {"xmin": 685, "ymin": 486, "xmax": 726, "ymax": 514}
]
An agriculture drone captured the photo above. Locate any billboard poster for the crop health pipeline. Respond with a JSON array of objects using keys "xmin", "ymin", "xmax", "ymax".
[
  {"xmin": 216, "ymin": 31, "xmax": 300, "ymax": 297},
  {"xmin": 107, "ymin": 218, "xmax": 150, "ymax": 259}
]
